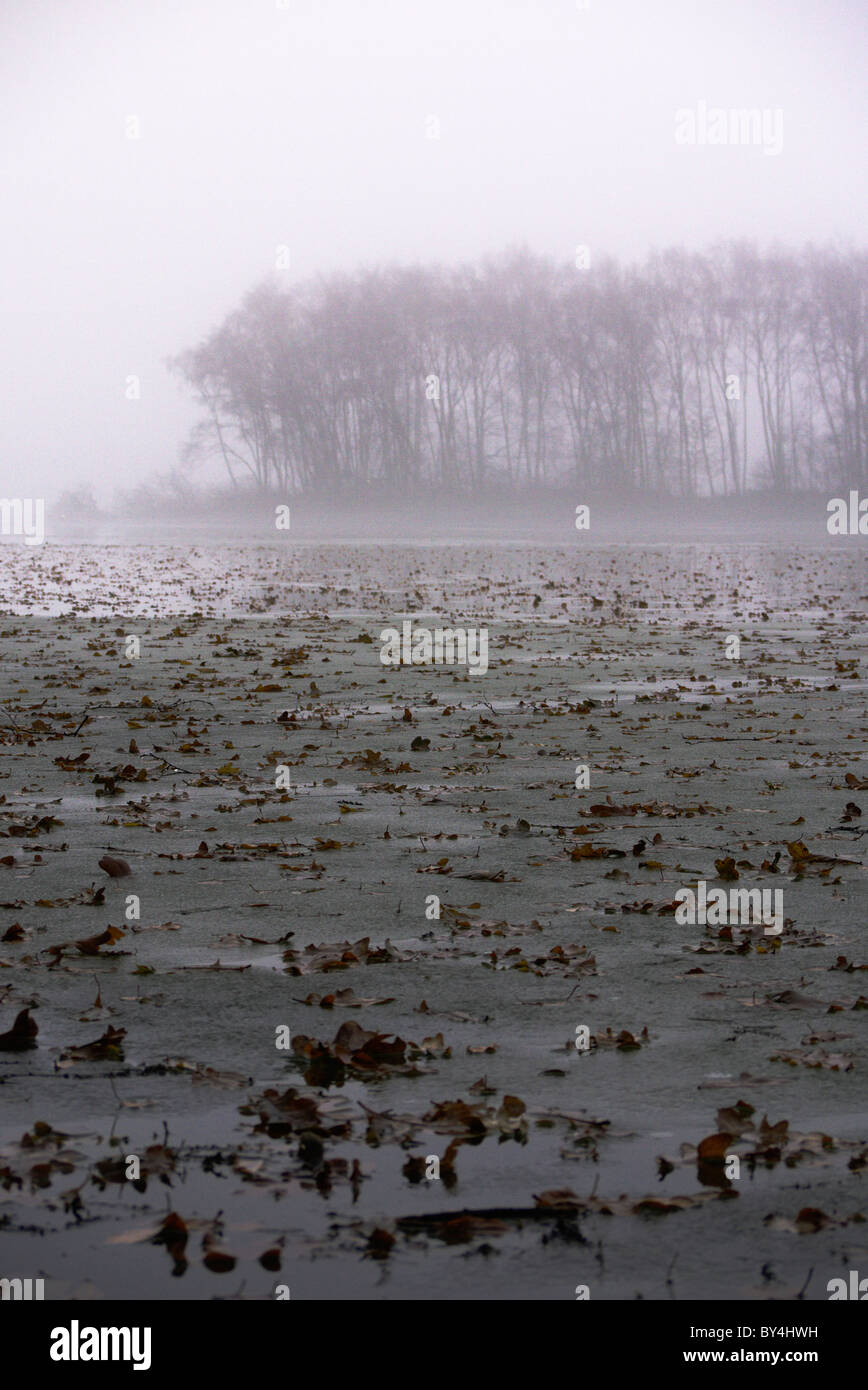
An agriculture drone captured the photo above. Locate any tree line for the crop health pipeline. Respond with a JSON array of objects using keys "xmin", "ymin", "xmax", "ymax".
[{"xmin": 170, "ymin": 243, "xmax": 868, "ymax": 498}]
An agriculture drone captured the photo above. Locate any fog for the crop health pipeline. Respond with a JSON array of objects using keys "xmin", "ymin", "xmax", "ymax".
[
  {"xmin": 1, "ymin": 0, "xmax": 866, "ymax": 506},
  {"xmin": 2, "ymin": 2, "xmax": 868, "ymax": 1321}
]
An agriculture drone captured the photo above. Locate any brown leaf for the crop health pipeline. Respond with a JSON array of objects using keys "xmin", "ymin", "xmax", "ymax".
[
  {"xmin": 533, "ymin": 1188, "xmax": 581, "ymax": 1209},
  {"xmin": 757, "ymin": 1114, "xmax": 789, "ymax": 1148},
  {"xmin": 787, "ymin": 840, "xmax": 812, "ymax": 861},
  {"xmin": 61, "ymin": 1024, "xmax": 126, "ymax": 1061},
  {"xmin": 203, "ymin": 1249, "xmax": 236, "ymax": 1273},
  {"xmin": 366, "ymin": 1227, "xmax": 395, "ymax": 1258},
  {"xmin": 151, "ymin": 1211, "xmax": 188, "ymax": 1262},
  {"xmin": 98, "ymin": 855, "xmax": 131, "ymax": 878},
  {"xmin": 498, "ymin": 1094, "xmax": 526, "ymax": 1119},
  {"xmin": 796, "ymin": 1207, "xmax": 830, "ymax": 1232},
  {"xmin": 74, "ymin": 925, "xmax": 125, "ymax": 955},
  {"xmin": 697, "ymin": 1132, "xmax": 731, "ymax": 1163},
  {"xmin": 0, "ymin": 1007, "xmax": 38, "ymax": 1051},
  {"xmin": 714, "ymin": 856, "xmax": 739, "ymax": 881},
  {"xmin": 715, "ymin": 1102, "xmax": 755, "ymax": 1136}
]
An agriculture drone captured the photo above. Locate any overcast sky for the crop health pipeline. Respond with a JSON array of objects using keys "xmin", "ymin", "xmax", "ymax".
[{"xmin": 1, "ymin": 0, "xmax": 865, "ymax": 502}]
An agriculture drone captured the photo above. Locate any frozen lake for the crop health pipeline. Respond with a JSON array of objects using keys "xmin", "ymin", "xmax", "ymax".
[{"xmin": 0, "ymin": 540, "xmax": 866, "ymax": 1300}]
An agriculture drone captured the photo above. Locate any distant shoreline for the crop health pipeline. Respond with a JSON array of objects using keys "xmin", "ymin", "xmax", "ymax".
[{"xmin": 38, "ymin": 488, "xmax": 861, "ymax": 547}]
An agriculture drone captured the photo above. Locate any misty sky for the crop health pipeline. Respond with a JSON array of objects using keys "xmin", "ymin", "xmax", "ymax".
[{"xmin": 1, "ymin": 0, "xmax": 865, "ymax": 502}]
